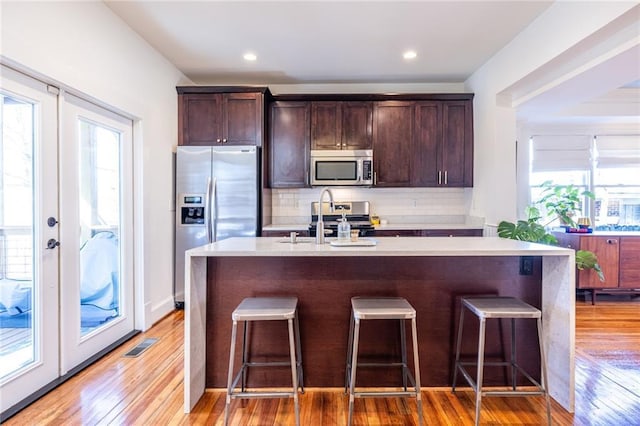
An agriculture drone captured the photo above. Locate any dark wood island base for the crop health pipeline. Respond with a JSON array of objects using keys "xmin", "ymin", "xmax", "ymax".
[{"xmin": 205, "ymin": 256, "xmax": 543, "ymax": 389}]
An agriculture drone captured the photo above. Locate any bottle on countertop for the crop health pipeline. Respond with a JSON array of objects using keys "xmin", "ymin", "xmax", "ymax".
[{"xmin": 337, "ymin": 212, "xmax": 351, "ymax": 241}]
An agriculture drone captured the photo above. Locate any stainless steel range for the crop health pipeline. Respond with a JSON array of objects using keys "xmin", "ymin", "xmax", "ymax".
[{"xmin": 308, "ymin": 201, "xmax": 375, "ymax": 237}]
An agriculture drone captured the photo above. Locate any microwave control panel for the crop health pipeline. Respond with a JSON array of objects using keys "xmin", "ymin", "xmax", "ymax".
[{"xmin": 362, "ymin": 160, "xmax": 372, "ymax": 181}]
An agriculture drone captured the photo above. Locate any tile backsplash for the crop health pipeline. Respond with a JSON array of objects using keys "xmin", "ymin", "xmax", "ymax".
[{"xmin": 271, "ymin": 187, "xmax": 480, "ymax": 225}]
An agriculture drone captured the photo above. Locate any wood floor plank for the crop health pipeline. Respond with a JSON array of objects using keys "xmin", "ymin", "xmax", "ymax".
[{"xmin": 4, "ymin": 298, "xmax": 640, "ymax": 425}]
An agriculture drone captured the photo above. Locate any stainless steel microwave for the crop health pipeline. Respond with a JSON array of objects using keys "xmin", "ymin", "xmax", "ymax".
[{"xmin": 310, "ymin": 149, "xmax": 373, "ymax": 186}]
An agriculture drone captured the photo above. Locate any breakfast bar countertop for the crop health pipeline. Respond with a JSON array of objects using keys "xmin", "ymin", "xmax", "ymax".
[{"xmin": 187, "ymin": 235, "xmax": 572, "ymax": 257}]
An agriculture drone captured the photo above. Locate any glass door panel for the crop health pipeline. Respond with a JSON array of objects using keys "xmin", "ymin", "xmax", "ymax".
[
  {"xmin": 78, "ymin": 119, "xmax": 121, "ymax": 336},
  {"xmin": 0, "ymin": 93, "xmax": 36, "ymax": 378}
]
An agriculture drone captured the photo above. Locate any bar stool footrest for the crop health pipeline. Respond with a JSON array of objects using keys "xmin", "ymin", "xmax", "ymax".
[
  {"xmin": 455, "ymin": 363, "xmax": 545, "ymax": 393},
  {"xmin": 243, "ymin": 361, "xmax": 295, "ymax": 367},
  {"xmin": 230, "ymin": 391, "xmax": 297, "ymax": 399},
  {"xmin": 354, "ymin": 390, "xmax": 421, "ymax": 398},
  {"xmin": 483, "ymin": 390, "xmax": 547, "ymax": 397}
]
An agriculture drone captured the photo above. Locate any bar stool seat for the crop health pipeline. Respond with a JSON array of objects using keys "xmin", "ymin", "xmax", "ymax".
[
  {"xmin": 345, "ymin": 297, "xmax": 423, "ymax": 426},
  {"xmin": 452, "ymin": 296, "xmax": 552, "ymax": 426},
  {"xmin": 224, "ymin": 297, "xmax": 303, "ymax": 426}
]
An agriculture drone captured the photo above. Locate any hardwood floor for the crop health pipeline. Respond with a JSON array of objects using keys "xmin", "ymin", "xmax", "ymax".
[{"xmin": 4, "ymin": 296, "xmax": 640, "ymax": 425}]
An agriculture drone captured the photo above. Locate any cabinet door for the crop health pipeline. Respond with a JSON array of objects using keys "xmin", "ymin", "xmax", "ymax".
[
  {"xmin": 311, "ymin": 102, "xmax": 341, "ymax": 149},
  {"xmin": 619, "ymin": 237, "xmax": 640, "ymax": 288},
  {"xmin": 262, "ymin": 230, "xmax": 310, "ymax": 238},
  {"xmin": 179, "ymin": 94, "xmax": 223, "ymax": 145},
  {"xmin": 341, "ymin": 102, "xmax": 373, "ymax": 149},
  {"xmin": 578, "ymin": 236, "xmax": 619, "ymax": 289},
  {"xmin": 224, "ymin": 92, "xmax": 262, "ymax": 146},
  {"xmin": 311, "ymin": 101, "xmax": 373, "ymax": 150},
  {"xmin": 422, "ymin": 229, "xmax": 483, "ymax": 237},
  {"xmin": 269, "ymin": 101, "xmax": 310, "ymax": 188},
  {"xmin": 441, "ymin": 101, "xmax": 473, "ymax": 187},
  {"xmin": 413, "ymin": 102, "xmax": 441, "ymax": 186},
  {"xmin": 375, "ymin": 230, "xmax": 422, "ymax": 237},
  {"xmin": 373, "ymin": 101, "xmax": 414, "ymax": 187}
]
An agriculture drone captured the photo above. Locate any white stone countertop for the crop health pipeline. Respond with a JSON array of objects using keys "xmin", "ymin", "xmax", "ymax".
[
  {"xmin": 374, "ymin": 223, "xmax": 483, "ymax": 230},
  {"xmin": 553, "ymin": 230, "xmax": 640, "ymax": 237},
  {"xmin": 187, "ymin": 236, "xmax": 572, "ymax": 257},
  {"xmin": 262, "ymin": 223, "xmax": 484, "ymax": 231},
  {"xmin": 262, "ymin": 223, "xmax": 309, "ymax": 231}
]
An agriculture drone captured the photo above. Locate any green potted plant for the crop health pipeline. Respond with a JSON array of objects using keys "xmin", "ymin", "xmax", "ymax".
[
  {"xmin": 536, "ymin": 180, "xmax": 595, "ymax": 227},
  {"xmin": 497, "ymin": 186, "xmax": 604, "ymax": 281}
]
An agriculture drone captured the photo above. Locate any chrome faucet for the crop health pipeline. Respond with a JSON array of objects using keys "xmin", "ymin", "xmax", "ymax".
[{"xmin": 316, "ymin": 187, "xmax": 335, "ymax": 244}]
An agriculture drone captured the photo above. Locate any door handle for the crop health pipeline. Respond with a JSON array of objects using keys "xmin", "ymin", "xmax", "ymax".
[
  {"xmin": 47, "ymin": 217, "xmax": 58, "ymax": 227},
  {"xmin": 211, "ymin": 177, "xmax": 218, "ymax": 242},
  {"xmin": 46, "ymin": 238, "xmax": 60, "ymax": 249},
  {"xmin": 205, "ymin": 177, "xmax": 212, "ymax": 243}
]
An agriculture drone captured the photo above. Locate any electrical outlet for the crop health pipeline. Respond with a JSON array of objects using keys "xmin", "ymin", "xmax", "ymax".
[{"xmin": 519, "ymin": 256, "xmax": 534, "ymax": 275}]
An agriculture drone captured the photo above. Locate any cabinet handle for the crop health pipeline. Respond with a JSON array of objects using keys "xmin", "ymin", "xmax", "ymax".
[
  {"xmin": 216, "ymin": 138, "xmax": 222, "ymax": 143},
  {"xmin": 438, "ymin": 171, "xmax": 442, "ymax": 185},
  {"xmin": 222, "ymin": 138, "xmax": 227, "ymax": 143},
  {"xmin": 444, "ymin": 170, "xmax": 448, "ymax": 185},
  {"xmin": 373, "ymin": 171, "xmax": 377, "ymax": 185},
  {"xmin": 606, "ymin": 239, "xmax": 618, "ymax": 244}
]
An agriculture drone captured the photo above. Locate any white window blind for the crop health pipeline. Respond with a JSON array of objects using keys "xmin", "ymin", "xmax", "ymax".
[
  {"xmin": 531, "ymin": 135, "xmax": 592, "ymax": 172},
  {"xmin": 595, "ymin": 135, "xmax": 640, "ymax": 168}
]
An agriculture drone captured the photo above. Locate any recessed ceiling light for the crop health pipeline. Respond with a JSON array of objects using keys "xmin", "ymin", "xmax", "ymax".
[
  {"xmin": 403, "ymin": 50, "xmax": 417, "ymax": 60},
  {"xmin": 243, "ymin": 52, "xmax": 257, "ymax": 61}
]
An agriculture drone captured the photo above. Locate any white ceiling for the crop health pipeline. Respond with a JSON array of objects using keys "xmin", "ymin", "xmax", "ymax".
[{"xmin": 105, "ymin": 1, "xmax": 639, "ymax": 127}]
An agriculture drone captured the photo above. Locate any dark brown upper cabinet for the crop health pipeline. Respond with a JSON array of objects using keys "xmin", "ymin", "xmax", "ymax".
[
  {"xmin": 266, "ymin": 93, "xmax": 473, "ymax": 189},
  {"xmin": 413, "ymin": 102, "xmax": 441, "ymax": 186},
  {"xmin": 373, "ymin": 101, "xmax": 414, "ymax": 187},
  {"xmin": 440, "ymin": 101, "xmax": 473, "ymax": 187},
  {"xmin": 310, "ymin": 101, "xmax": 373, "ymax": 150},
  {"xmin": 374, "ymin": 97, "xmax": 473, "ymax": 187},
  {"xmin": 412, "ymin": 99, "xmax": 473, "ymax": 187},
  {"xmin": 269, "ymin": 101, "xmax": 311, "ymax": 188},
  {"xmin": 177, "ymin": 87, "xmax": 267, "ymax": 146}
]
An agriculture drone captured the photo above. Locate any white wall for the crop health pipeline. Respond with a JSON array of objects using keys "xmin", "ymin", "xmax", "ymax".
[
  {"xmin": 466, "ymin": 1, "xmax": 638, "ymax": 225},
  {"xmin": 1, "ymin": 1, "xmax": 189, "ymax": 329}
]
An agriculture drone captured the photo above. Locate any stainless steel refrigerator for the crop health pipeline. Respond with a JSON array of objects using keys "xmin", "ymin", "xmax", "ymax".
[{"xmin": 174, "ymin": 146, "xmax": 260, "ymax": 307}]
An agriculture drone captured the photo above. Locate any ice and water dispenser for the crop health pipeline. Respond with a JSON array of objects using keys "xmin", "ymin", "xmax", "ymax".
[{"xmin": 178, "ymin": 194, "xmax": 205, "ymax": 225}]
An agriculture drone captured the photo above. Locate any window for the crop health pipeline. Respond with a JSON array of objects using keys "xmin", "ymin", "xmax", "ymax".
[
  {"xmin": 529, "ymin": 136, "xmax": 592, "ymax": 227},
  {"xmin": 593, "ymin": 135, "xmax": 640, "ymax": 229},
  {"xmin": 528, "ymin": 134, "xmax": 640, "ymax": 230}
]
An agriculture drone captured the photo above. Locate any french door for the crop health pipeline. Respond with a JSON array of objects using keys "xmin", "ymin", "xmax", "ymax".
[
  {"xmin": 0, "ymin": 65, "xmax": 135, "ymax": 416},
  {"xmin": 0, "ymin": 65, "xmax": 60, "ymax": 414},
  {"xmin": 59, "ymin": 92, "xmax": 134, "ymax": 373}
]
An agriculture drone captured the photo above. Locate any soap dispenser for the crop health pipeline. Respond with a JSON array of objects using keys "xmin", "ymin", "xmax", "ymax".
[{"xmin": 337, "ymin": 212, "xmax": 351, "ymax": 241}]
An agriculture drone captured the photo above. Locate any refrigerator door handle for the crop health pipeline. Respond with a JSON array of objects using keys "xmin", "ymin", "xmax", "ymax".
[
  {"xmin": 205, "ymin": 177, "xmax": 213, "ymax": 243},
  {"xmin": 211, "ymin": 177, "xmax": 218, "ymax": 242}
]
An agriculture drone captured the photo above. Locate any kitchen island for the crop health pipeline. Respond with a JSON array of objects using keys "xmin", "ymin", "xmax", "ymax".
[{"xmin": 184, "ymin": 237, "xmax": 575, "ymax": 413}]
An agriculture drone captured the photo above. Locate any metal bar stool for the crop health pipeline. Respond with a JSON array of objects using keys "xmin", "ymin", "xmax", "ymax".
[
  {"xmin": 345, "ymin": 297, "xmax": 423, "ymax": 426},
  {"xmin": 452, "ymin": 296, "xmax": 552, "ymax": 426},
  {"xmin": 224, "ymin": 297, "xmax": 304, "ymax": 426}
]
